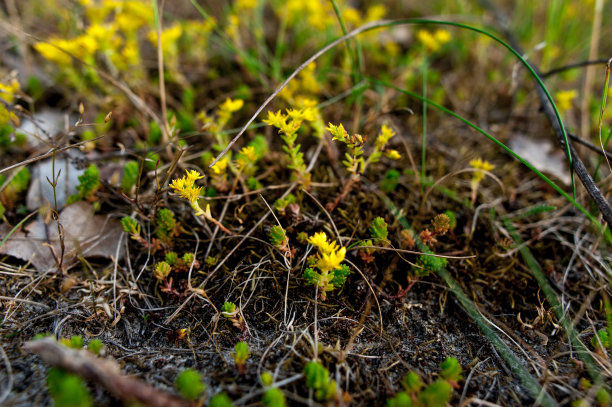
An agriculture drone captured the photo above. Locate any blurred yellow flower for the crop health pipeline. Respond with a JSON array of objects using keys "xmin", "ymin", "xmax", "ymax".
[{"xmin": 555, "ymin": 90, "xmax": 577, "ymax": 113}]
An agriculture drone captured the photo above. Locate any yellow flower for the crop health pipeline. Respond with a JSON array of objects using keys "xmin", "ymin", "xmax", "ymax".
[
  {"xmin": 418, "ymin": 29, "xmax": 451, "ymax": 52},
  {"xmin": 170, "ymin": 170, "xmax": 204, "ymax": 203},
  {"xmin": 236, "ymin": 0, "xmax": 257, "ymax": 10},
  {"xmin": 220, "ymin": 98, "xmax": 244, "ymax": 114},
  {"xmin": 308, "ymin": 232, "xmax": 329, "ymax": 250},
  {"xmin": 185, "ymin": 169, "xmax": 204, "ymax": 183},
  {"xmin": 316, "ymin": 246, "xmax": 346, "ymax": 273},
  {"xmin": 342, "ymin": 8, "xmax": 361, "ymax": 26},
  {"xmin": 210, "ymin": 157, "xmax": 228, "ymax": 175},
  {"xmin": 263, "ymin": 110, "xmax": 287, "ymax": 129},
  {"xmin": 327, "ymin": 123, "xmax": 349, "ymax": 142},
  {"xmin": 0, "ymin": 79, "xmax": 20, "ymax": 104},
  {"xmin": 385, "ymin": 149, "xmax": 401, "ymax": 160},
  {"xmin": 376, "ymin": 125, "xmax": 395, "ymax": 147},
  {"xmin": 365, "ymin": 4, "xmax": 387, "ymax": 21},
  {"xmin": 434, "ymin": 29, "xmax": 452, "ymax": 45},
  {"xmin": 470, "ymin": 158, "xmax": 494, "ymax": 172},
  {"xmin": 239, "ymin": 146, "xmax": 257, "ymax": 162},
  {"xmin": 470, "ymin": 158, "xmax": 495, "ymax": 182},
  {"xmin": 148, "ymin": 24, "xmax": 183, "ymax": 56},
  {"xmin": 35, "ymin": 40, "xmax": 72, "ymax": 66},
  {"xmin": 555, "ymin": 90, "xmax": 577, "ymax": 113}
]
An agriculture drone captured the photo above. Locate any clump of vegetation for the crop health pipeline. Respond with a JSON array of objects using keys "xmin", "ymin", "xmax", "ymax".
[
  {"xmin": 387, "ymin": 357, "xmax": 463, "ymax": 407},
  {"xmin": 3, "ymin": 1, "xmax": 612, "ymax": 406},
  {"xmin": 304, "ymin": 360, "xmax": 337, "ymax": 402}
]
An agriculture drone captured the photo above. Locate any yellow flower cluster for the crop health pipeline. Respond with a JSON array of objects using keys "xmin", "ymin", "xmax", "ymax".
[
  {"xmin": 169, "ymin": 169, "xmax": 204, "ymax": 204},
  {"xmin": 417, "ymin": 29, "xmax": 452, "ymax": 52},
  {"xmin": 235, "ymin": 146, "xmax": 257, "ymax": 170},
  {"xmin": 469, "ymin": 158, "xmax": 495, "ymax": 183},
  {"xmin": 170, "ymin": 169, "xmax": 232, "ymax": 234},
  {"xmin": 210, "ymin": 157, "xmax": 229, "ymax": 176},
  {"xmin": 218, "ymin": 98, "xmax": 244, "ymax": 123},
  {"xmin": 376, "ymin": 125, "xmax": 396, "ymax": 149},
  {"xmin": 308, "ymin": 232, "xmax": 346, "ymax": 273},
  {"xmin": 148, "ymin": 24, "xmax": 183, "ymax": 61},
  {"xmin": 282, "ymin": 63, "xmax": 322, "ymax": 103}
]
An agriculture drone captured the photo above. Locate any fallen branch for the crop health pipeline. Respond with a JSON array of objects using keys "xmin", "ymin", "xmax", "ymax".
[{"xmin": 23, "ymin": 338, "xmax": 190, "ymax": 407}]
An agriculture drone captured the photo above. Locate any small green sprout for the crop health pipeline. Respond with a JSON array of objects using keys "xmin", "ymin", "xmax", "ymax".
[
  {"xmin": 303, "ymin": 232, "xmax": 350, "ymax": 300},
  {"xmin": 0, "ymin": 167, "xmax": 30, "ymax": 206},
  {"xmin": 156, "ymin": 208, "xmax": 178, "ymax": 241},
  {"xmin": 388, "ymin": 356, "xmax": 462, "ymax": 407},
  {"xmin": 418, "ymin": 380, "xmax": 452, "ymax": 407},
  {"xmin": 402, "ymin": 371, "xmax": 423, "ymax": 393},
  {"xmin": 87, "ymin": 339, "xmax": 103, "ymax": 355},
  {"xmin": 415, "ymin": 252, "xmax": 447, "ymax": 277},
  {"xmin": 209, "ymin": 392, "xmax": 233, "ymax": 407},
  {"xmin": 269, "ymin": 225, "xmax": 289, "ymax": 252},
  {"xmin": 121, "ymin": 216, "xmax": 154, "ymax": 248},
  {"xmin": 260, "ymin": 372, "xmax": 274, "ymax": 386},
  {"xmin": 154, "ymin": 261, "xmax": 171, "ymax": 280},
  {"xmin": 221, "ymin": 301, "xmax": 245, "ymax": 331},
  {"xmin": 121, "ymin": 216, "xmax": 140, "ymax": 236},
  {"xmin": 370, "ymin": 217, "xmax": 389, "ymax": 242},
  {"xmin": 47, "ymin": 367, "xmax": 93, "ymax": 407},
  {"xmin": 60, "ymin": 335, "xmax": 84, "ymax": 349},
  {"xmin": 246, "ymin": 176, "xmax": 262, "ymax": 190},
  {"xmin": 68, "ymin": 164, "xmax": 100, "ymax": 204},
  {"xmin": 233, "ymin": 341, "xmax": 249, "ymax": 373},
  {"xmin": 121, "ymin": 160, "xmax": 139, "ymax": 192},
  {"xmin": 165, "ymin": 252, "xmax": 178, "ymax": 266},
  {"xmin": 304, "ymin": 360, "xmax": 336, "ymax": 402},
  {"xmin": 175, "ymin": 369, "xmax": 205, "ymax": 401},
  {"xmin": 439, "ymin": 357, "xmax": 463, "ymax": 384},
  {"xmin": 262, "ymin": 388, "xmax": 286, "ymax": 407},
  {"xmin": 381, "ymin": 169, "xmax": 400, "ymax": 192},
  {"xmin": 273, "ymin": 193, "xmax": 296, "ymax": 216}
]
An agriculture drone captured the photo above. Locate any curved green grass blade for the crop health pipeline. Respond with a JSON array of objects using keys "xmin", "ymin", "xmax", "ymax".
[
  {"xmin": 502, "ymin": 217, "xmax": 602, "ymax": 382},
  {"xmin": 212, "ymin": 18, "xmax": 575, "ymax": 196},
  {"xmin": 363, "ymin": 75, "xmax": 610, "ymax": 243}
]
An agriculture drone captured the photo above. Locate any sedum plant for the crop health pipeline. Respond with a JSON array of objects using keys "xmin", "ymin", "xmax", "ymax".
[
  {"xmin": 269, "ymin": 225, "xmax": 289, "ymax": 253},
  {"xmin": 233, "ymin": 341, "xmax": 250, "ymax": 373},
  {"xmin": 221, "ymin": 301, "xmax": 245, "ymax": 331},
  {"xmin": 304, "ymin": 360, "xmax": 336, "ymax": 402},
  {"xmin": 263, "ymin": 108, "xmax": 317, "ymax": 187},
  {"xmin": 175, "ymin": 368, "xmax": 205, "ymax": 401},
  {"xmin": 387, "ymin": 357, "xmax": 462, "ymax": 407},
  {"xmin": 209, "ymin": 392, "xmax": 233, "ymax": 407},
  {"xmin": 170, "ymin": 169, "xmax": 231, "ymax": 234},
  {"xmin": 303, "ymin": 232, "xmax": 350, "ymax": 300}
]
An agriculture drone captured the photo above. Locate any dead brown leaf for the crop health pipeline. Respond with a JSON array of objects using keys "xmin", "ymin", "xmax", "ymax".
[{"xmin": 0, "ymin": 202, "xmax": 124, "ymax": 271}]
